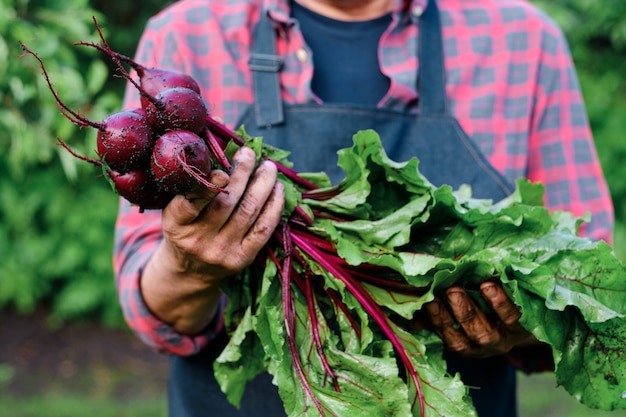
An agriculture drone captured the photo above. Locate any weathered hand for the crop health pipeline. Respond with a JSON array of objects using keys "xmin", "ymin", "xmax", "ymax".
[
  {"xmin": 424, "ymin": 281, "xmax": 535, "ymax": 358},
  {"xmin": 140, "ymin": 146, "xmax": 285, "ymax": 334},
  {"xmin": 161, "ymin": 146, "xmax": 285, "ymax": 283}
]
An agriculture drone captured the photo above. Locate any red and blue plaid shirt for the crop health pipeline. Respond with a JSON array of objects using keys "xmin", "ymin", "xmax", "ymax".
[{"xmin": 114, "ymin": 0, "xmax": 614, "ymax": 356}]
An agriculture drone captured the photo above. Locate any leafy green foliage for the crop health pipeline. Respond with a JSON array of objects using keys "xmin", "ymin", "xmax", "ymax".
[
  {"xmin": 215, "ymin": 131, "xmax": 626, "ymax": 416},
  {"xmin": 0, "ymin": 0, "xmax": 152, "ymax": 326},
  {"xmin": 0, "ymin": 0, "xmax": 176, "ymax": 326},
  {"xmin": 0, "ymin": 154, "xmax": 122, "ymax": 326}
]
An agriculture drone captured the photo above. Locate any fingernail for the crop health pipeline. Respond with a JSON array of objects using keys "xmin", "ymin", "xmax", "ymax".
[
  {"xmin": 481, "ymin": 284, "xmax": 498, "ymax": 300},
  {"xmin": 447, "ymin": 290, "xmax": 464, "ymax": 307}
]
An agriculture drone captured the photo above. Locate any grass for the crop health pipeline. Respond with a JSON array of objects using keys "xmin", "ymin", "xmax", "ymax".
[
  {"xmin": 518, "ymin": 372, "xmax": 626, "ymax": 417},
  {"xmin": 0, "ymin": 363, "xmax": 168, "ymax": 417},
  {"xmin": 1, "ymin": 371, "xmax": 626, "ymax": 416},
  {"xmin": 0, "ymin": 393, "xmax": 167, "ymax": 417}
]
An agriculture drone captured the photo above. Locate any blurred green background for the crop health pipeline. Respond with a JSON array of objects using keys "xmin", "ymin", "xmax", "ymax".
[{"xmin": 1, "ymin": 0, "xmax": 625, "ymax": 416}]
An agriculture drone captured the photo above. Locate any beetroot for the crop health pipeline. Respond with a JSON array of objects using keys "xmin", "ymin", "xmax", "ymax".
[
  {"xmin": 137, "ymin": 67, "xmax": 201, "ymax": 110},
  {"xmin": 144, "ymin": 87, "xmax": 208, "ymax": 134},
  {"xmin": 151, "ymin": 130, "xmax": 219, "ymax": 195},
  {"xmin": 108, "ymin": 169, "xmax": 174, "ymax": 212},
  {"xmin": 56, "ymin": 140, "xmax": 173, "ymax": 211},
  {"xmin": 74, "ymin": 25, "xmax": 208, "ymax": 135},
  {"xmin": 74, "ymin": 39, "xmax": 202, "ymax": 111},
  {"xmin": 20, "ymin": 22, "xmax": 228, "ymax": 213},
  {"xmin": 19, "ymin": 43, "xmax": 154, "ymax": 174},
  {"xmin": 96, "ymin": 108, "xmax": 155, "ymax": 173}
]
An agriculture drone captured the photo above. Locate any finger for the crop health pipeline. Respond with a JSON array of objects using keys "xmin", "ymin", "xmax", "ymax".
[
  {"xmin": 206, "ymin": 146, "xmax": 259, "ymax": 225},
  {"xmin": 424, "ymin": 298, "xmax": 471, "ymax": 352},
  {"xmin": 480, "ymin": 281, "xmax": 524, "ymax": 330},
  {"xmin": 165, "ymin": 170, "xmax": 230, "ymax": 225},
  {"xmin": 223, "ymin": 159, "xmax": 279, "ymax": 240},
  {"xmin": 445, "ymin": 287, "xmax": 499, "ymax": 347},
  {"xmin": 241, "ymin": 180, "xmax": 285, "ymax": 254}
]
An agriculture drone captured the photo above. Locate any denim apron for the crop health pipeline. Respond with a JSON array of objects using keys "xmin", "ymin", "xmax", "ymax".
[{"xmin": 168, "ymin": 1, "xmax": 518, "ymax": 416}]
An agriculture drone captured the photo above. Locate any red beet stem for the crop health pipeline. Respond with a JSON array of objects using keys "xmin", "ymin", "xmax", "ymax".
[
  {"xmin": 56, "ymin": 139, "xmax": 103, "ymax": 168},
  {"xmin": 75, "ymin": 19, "xmax": 162, "ymax": 111},
  {"xmin": 19, "ymin": 42, "xmax": 104, "ymax": 131},
  {"xmin": 204, "ymin": 128, "xmax": 232, "ymax": 171},
  {"xmin": 290, "ymin": 229, "xmax": 427, "ymax": 416},
  {"xmin": 273, "ymin": 230, "xmax": 335, "ymax": 417}
]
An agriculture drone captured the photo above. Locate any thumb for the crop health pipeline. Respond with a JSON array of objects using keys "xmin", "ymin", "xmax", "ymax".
[{"xmin": 164, "ymin": 169, "xmax": 230, "ymax": 225}]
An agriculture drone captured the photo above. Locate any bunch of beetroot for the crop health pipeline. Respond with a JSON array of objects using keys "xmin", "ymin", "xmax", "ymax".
[{"xmin": 19, "ymin": 22, "xmax": 231, "ymax": 212}]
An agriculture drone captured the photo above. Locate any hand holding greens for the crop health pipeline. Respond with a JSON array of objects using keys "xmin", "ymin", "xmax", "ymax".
[{"xmin": 215, "ymin": 129, "xmax": 626, "ymax": 416}]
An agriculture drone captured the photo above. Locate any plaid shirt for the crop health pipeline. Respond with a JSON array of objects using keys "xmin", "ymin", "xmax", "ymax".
[{"xmin": 114, "ymin": 0, "xmax": 614, "ymax": 356}]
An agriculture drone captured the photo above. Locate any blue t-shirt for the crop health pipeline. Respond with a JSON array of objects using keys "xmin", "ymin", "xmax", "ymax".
[{"xmin": 291, "ymin": 0, "xmax": 392, "ymax": 105}]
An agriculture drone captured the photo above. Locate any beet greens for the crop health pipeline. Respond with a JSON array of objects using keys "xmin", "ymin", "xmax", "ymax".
[{"xmin": 212, "ymin": 129, "xmax": 626, "ymax": 417}]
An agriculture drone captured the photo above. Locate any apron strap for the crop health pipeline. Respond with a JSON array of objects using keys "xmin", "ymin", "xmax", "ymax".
[
  {"xmin": 248, "ymin": 10, "xmax": 284, "ymax": 126},
  {"xmin": 416, "ymin": 0, "xmax": 447, "ymax": 115}
]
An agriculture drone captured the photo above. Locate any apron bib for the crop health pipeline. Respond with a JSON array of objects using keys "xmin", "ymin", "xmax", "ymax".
[{"xmin": 169, "ymin": 1, "xmax": 517, "ymax": 416}]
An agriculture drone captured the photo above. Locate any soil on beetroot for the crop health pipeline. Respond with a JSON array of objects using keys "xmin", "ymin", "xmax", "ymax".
[{"xmin": 0, "ymin": 309, "xmax": 169, "ymax": 400}]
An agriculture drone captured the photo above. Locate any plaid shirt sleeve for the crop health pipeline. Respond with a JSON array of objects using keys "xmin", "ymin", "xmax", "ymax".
[
  {"xmin": 113, "ymin": 198, "xmax": 226, "ymax": 355},
  {"xmin": 436, "ymin": 2, "xmax": 614, "ymax": 244},
  {"xmin": 524, "ymin": 18, "xmax": 613, "ymax": 242}
]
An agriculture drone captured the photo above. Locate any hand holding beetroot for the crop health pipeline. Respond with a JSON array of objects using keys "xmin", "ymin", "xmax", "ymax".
[
  {"xmin": 141, "ymin": 146, "xmax": 284, "ymax": 336},
  {"xmin": 19, "ymin": 19, "xmax": 287, "ymax": 338}
]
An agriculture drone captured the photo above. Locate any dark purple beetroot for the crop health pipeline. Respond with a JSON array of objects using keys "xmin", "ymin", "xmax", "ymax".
[
  {"xmin": 96, "ymin": 108, "xmax": 155, "ymax": 173},
  {"xmin": 74, "ymin": 39, "xmax": 202, "ymax": 109},
  {"xmin": 137, "ymin": 68, "xmax": 202, "ymax": 110},
  {"xmin": 55, "ymin": 139, "xmax": 173, "ymax": 212},
  {"xmin": 108, "ymin": 169, "xmax": 174, "ymax": 212},
  {"xmin": 144, "ymin": 87, "xmax": 208, "ymax": 134},
  {"xmin": 19, "ymin": 42, "xmax": 156, "ymax": 173},
  {"xmin": 151, "ymin": 130, "xmax": 215, "ymax": 195}
]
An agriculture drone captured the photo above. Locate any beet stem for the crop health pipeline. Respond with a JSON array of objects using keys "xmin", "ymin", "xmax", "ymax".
[
  {"xmin": 76, "ymin": 40, "xmax": 162, "ymax": 110},
  {"xmin": 56, "ymin": 139, "xmax": 103, "ymax": 168},
  {"xmin": 274, "ymin": 236, "xmax": 330, "ymax": 416},
  {"xmin": 19, "ymin": 42, "xmax": 103, "ymax": 130},
  {"xmin": 276, "ymin": 225, "xmax": 340, "ymax": 392},
  {"xmin": 89, "ymin": 16, "xmax": 146, "ymax": 75},
  {"xmin": 204, "ymin": 128, "xmax": 232, "ymax": 171},
  {"xmin": 324, "ymin": 287, "xmax": 362, "ymax": 338},
  {"xmin": 290, "ymin": 229, "xmax": 426, "ymax": 415},
  {"xmin": 75, "ymin": 18, "xmax": 162, "ymax": 111},
  {"xmin": 204, "ymin": 115, "xmax": 245, "ymax": 146}
]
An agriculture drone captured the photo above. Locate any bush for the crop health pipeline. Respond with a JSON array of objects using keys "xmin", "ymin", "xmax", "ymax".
[{"xmin": 0, "ymin": 0, "xmax": 171, "ymax": 327}]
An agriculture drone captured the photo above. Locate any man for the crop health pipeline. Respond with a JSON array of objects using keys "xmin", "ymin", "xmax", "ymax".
[{"xmin": 113, "ymin": 0, "xmax": 614, "ymax": 415}]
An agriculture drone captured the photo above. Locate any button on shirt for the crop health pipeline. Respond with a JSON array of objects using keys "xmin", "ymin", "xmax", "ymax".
[{"xmin": 114, "ymin": 0, "xmax": 614, "ymax": 356}]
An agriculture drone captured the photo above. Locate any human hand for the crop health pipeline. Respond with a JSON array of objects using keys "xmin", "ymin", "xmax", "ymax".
[
  {"xmin": 423, "ymin": 281, "xmax": 536, "ymax": 358},
  {"xmin": 140, "ymin": 146, "xmax": 284, "ymax": 334},
  {"xmin": 160, "ymin": 145, "xmax": 285, "ymax": 284}
]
